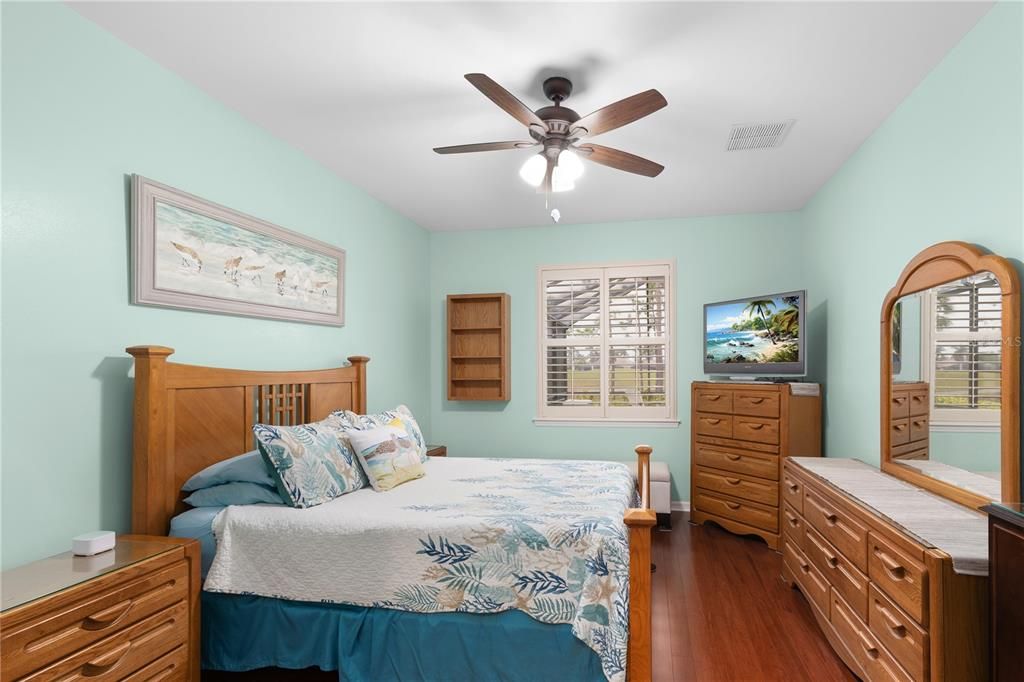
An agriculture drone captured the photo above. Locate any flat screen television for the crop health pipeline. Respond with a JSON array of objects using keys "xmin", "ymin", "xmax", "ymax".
[{"xmin": 703, "ymin": 290, "xmax": 806, "ymax": 376}]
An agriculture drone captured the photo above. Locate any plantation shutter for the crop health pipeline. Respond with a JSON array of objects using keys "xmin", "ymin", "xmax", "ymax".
[
  {"xmin": 927, "ymin": 274, "xmax": 1002, "ymax": 425},
  {"xmin": 539, "ymin": 263, "xmax": 672, "ymax": 421}
]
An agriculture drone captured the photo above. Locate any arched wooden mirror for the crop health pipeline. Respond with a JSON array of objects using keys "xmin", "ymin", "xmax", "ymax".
[{"xmin": 881, "ymin": 241, "xmax": 1021, "ymax": 508}]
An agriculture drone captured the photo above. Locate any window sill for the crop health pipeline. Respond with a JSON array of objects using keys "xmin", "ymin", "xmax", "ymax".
[
  {"xmin": 929, "ymin": 422, "xmax": 1000, "ymax": 434},
  {"xmin": 532, "ymin": 417, "xmax": 680, "ymax": 428}
]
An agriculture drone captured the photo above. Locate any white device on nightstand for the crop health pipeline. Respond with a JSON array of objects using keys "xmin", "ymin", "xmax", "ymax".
[{"xmin": 72, "ymin": 531, "xmax": 116, "ymax": 556}]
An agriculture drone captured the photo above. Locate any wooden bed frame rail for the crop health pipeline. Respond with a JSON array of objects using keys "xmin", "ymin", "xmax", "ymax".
[{"xmin": 126, "ymin": 346, "xmax": 655, "ymax": 682}]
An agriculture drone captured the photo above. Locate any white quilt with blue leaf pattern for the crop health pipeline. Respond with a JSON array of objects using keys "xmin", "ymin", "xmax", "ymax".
[{"xmin": 204, "ymin": 457, "xmax": 638, "ymax": 681}]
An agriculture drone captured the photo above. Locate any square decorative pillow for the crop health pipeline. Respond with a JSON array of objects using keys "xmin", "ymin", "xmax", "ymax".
[
  {"xmin": 347, "ymin": 419, "xmax": 425, "ymax": 491},
  {"xmin": 336, "ymin": 405, "xmax": 428, "ymax": 463},
  {"xmin": 253, "ymin": 418, "xmax": 367, "ymax": 508}
]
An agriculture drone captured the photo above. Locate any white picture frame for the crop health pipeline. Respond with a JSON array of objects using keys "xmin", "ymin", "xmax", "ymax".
[{"xmin": 131, "ymin": 175, "xmax": 345, "ymax": 326}]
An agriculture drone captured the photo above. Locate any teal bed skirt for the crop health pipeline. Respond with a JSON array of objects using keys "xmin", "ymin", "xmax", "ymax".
[{"xmin": 202, "ymin": 592, "xmax": 605, "ymax": 682}]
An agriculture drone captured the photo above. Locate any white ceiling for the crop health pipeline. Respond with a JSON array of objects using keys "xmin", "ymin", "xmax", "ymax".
[{"xmin": 72, "ymin": 1, "xmax": 992, "ymax": 231}]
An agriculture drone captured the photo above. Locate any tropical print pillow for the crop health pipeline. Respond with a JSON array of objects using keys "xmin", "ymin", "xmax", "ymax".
[
  {"xmin": 253, "ymin": 418, "xmax": 367, "ymax": 508},
  {"xmin": 336, "ymin": 405, "xmax": 428, "ymax": 463},
  {"xmin": 347, "ymin": 419, "xmax": 425, "ymax": 491}
]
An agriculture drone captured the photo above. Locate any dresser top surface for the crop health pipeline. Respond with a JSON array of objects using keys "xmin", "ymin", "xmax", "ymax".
[
  {"xmin": 789, "ymin": 457, "xmax": 989, "ymax": 576},
  {"xmin": 1, "ymin": 537, "xmax": 179, "ymax": 612}
]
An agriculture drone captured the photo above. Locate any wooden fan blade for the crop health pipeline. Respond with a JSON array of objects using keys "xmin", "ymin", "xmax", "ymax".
[
  {"xmin": 465, "ymin": 73, "xmax": 546, "ymax": 131},
  {"xmin": 570, "ymin": 89, "xmax": 667, "ymax": 138},
  {"xmin": 433, "ymin": 141, "xmax": 537, "ymax": 154},
  {"xmin": 577, "ymin": 144, "xmax": 664, "ymax": 177}
]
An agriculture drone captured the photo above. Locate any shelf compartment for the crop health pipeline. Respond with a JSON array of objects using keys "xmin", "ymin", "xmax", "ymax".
[{"xmin": 452, "ymin": 357, "xmax": 502, "ymax": 381}]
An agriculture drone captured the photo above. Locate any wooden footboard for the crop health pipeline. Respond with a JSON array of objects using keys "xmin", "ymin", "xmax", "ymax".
[{"xmin": 624, "ymin": 444, "xmax": 657, "ymax": 682}]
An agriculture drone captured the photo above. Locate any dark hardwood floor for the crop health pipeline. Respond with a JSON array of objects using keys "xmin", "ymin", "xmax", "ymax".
[
  {"xmin": 206, "ymin": 512, "xmax": 854, "ymax": 681},
  {"xmin": 652, "ymin": 512, "xmax": 855, "ymax": 681}
]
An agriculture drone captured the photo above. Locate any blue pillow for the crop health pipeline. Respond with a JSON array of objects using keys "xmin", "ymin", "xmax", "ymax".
[
  {"xmin": 169, "ymin": 506, "xmax": 224, "ymax": 577},
  {"xmin": 183, "ymin": 481, "xmax": 284, "ymax": 507},
  {"xmin": 181, "ymin": 450, "xmax": 275, "ymax": 492}
]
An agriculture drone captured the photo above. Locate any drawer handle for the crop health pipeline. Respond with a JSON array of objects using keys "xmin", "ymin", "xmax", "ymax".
[
  {"xmin": 725, "ymin": 501, "xmax": 741, "ymax": 510},
  {"xmin": 745, "ymin": 423, "xmax": 766, "ymax": 430},
  {"xmin": 725, "ymin": 477, "xmax": 741, "ymax": 485},
  {"xmin": 893, "ymin": 396, "xmax": 906, "ymax": 405},
  {"xmin": 705, "ymin": 395, "xmax": 722, "ymax": 401},
  {"xmin": 788, "ymin": 482, "xmax": 800, "ymax": 493},
  {"xmin": 858, "ymin": 631, "xmax": 880, "ymax": 660},
  {"xmin": 877, "ymin": 604, "xmax": 908, "ymax": 638},
  {"xmin": 746, "ymin": 397, "xmax": 765, "ymax": 404},
  {"xmin": 893, "ymin": 424, "xmax": 906, "ymax": 432},
  {"xmin": 825, "ymin": 552, "xmax": 839, "ymax": 568},
  {"xmin": 83, "ymin": 599, "xmax": 133, "ymax": 631},
  {"xmin": 912, "ymin": 420, "xmax": 925, "ymax": 427},
  {"xmin": 824, "ymin": 512, "xmax": 838, "ymax": 525},
  {"xmin": 81, "ymin": 640, "xmax": 132, "ymax": 677},
  {"xmin": 786, "ymin": 514, "xmax": 799, "ymax": 527},
  {"xmin": 875, "ymin": 549, "xmax": 907, "ymax": 579},
  {"xmin": 726, "ymin": 454, "xmax": 742, "ymax": 461},
  {"xmin": 799, "ymin": 561, "xmax": 810, "ymax": 573},
  {"xmin": 704, "ymin": 418, "xmax": 722, "ymax": 425},
  {"xmin": 912, "ymin": 395, "xmax": 925, "ymax": 403}
]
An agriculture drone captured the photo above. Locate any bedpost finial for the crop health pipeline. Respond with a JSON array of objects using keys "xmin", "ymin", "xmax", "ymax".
[
  {"xmin": 126, "ymin": 345, "xmax": 175, "ymax": 358},
  {"xmin": 635, "ymin": 444, "xmax": 653, "ymax": 457},
  {"xmin": 347, "ymin": 355, "xmax": 370, "ymax": 365}
]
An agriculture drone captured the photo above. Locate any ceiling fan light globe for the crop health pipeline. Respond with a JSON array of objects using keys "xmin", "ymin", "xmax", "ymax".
[
  {"xmin": 551, "ymin": 166, "xmax": 575, "ymax": 193},
  {"xmin": 557, "ymin": 150, "xmax": 584, "ymax": 181},
  {"xmin": 519, "ymin": 154, "xmax": 546, "ymax": 187}
]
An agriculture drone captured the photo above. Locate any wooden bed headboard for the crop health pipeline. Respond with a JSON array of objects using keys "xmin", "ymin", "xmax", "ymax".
[{"xmin": 126, "ymin": 345, "xmax": 368, "ymax": 535}]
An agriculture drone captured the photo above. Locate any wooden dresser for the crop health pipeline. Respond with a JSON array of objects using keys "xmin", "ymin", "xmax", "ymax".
[
  {"xmin": 889, "ymin": 382, "xmax": 930, "ymax": 461},
  {"xmin": 690, "ymin": 381, "xmax": 822, "ymax": 549},
  {"xmin": 783, "ymin": 459, "xmax": 988, "ymax": 682},
  {"xmin": 1, "ymin": 535, "xmax": 200, "ymax": 681},
  {"xmin": 983, "ymin": 503, "xmax": 1024, "ymax": 682}
]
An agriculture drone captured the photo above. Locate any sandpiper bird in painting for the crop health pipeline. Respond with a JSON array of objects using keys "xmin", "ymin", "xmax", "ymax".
[
  {"xmin": 170, "ymin": 241, "xmax": 203, "ymax": 273},
  {"xmin": 275, "ymin": 269, "xmax": 287, "ymax": 295},
  {"xmin": 312, "ymin": 280, "xmax": 332, "ymax": 297},
  {"xmin": 242, "ymin": 264, "xmax": 265, "ymax": 286},
  {"xmin": 223, "ymin": 255, "xmax": 243, "ymax": 286}
]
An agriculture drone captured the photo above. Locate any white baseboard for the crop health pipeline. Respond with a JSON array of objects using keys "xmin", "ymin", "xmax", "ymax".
[{"xmin": 670, "ymin": 501, "xmax": 690, "ymax": 512}]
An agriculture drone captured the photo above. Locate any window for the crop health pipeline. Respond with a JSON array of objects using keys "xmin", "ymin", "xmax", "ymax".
[
  {"xmin": 537, "ymin": 262, "xmax": 675, "ymax": 424},
  {"xmin": 920, "ymin": 273, "xmax": 1002, "ymax": 429}
]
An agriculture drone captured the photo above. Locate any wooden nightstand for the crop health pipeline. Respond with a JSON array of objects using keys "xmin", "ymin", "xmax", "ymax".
[
  {"xmin": 426, "ymin": 444, "xmax": 447, "ymax": 457},
  {"xmin": 1, "ymin": 535, "xmax": 200, "ymax": 680}
]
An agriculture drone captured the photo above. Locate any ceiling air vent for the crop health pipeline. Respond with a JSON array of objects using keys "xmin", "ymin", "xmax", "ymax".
[{"xmin": 726, "ymin": 119, "xmax": 796, "ymax": 151}]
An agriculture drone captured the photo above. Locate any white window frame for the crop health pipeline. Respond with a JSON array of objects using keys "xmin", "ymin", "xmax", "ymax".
[
  {"xmin": 534, "ymin": 260, "xmax": 677, "ymax": 427},
  {"xmin": 919, "ymin": 289, "xmax": 1001, "ymax": 432}
]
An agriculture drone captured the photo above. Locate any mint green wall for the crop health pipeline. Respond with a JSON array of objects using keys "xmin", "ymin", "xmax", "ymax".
[
  {"xmin": 0, "ymin": 4, "xmax": 429, "ymax": 569},
  {"xmin": 429, "ymin": 214, "xmax": 806, "ymax": 501},
  {"xmin": 802, "ymin": 1, "xmax": 1022, "ymax": 462}
]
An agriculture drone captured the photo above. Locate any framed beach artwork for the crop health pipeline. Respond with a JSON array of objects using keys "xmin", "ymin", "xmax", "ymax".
[{"xmin": 131, "ymin": 175, "xmax": 345, "ymax": 326}]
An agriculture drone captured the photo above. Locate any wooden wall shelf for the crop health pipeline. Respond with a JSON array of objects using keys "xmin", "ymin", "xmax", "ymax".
[{"xmin": 447, "ymin": 293, "xmax": 510, "ymax": 401}]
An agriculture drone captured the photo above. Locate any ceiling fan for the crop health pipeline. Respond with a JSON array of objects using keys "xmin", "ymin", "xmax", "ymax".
[{"xmin": 434, "ymin": 74, "xmax": 667, "ymax": 193}]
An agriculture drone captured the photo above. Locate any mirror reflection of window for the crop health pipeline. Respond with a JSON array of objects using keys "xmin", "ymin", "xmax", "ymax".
[
  {"xmin": 893, "ymin": 272, "xmax": 1003, "ymax": 500},
  {"xmin": 925, "ymin": 273, "xmax": 1002, "ymax": 428}
]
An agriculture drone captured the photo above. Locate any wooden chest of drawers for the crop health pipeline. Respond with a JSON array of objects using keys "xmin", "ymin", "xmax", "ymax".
[
  {"xmin": 690, "ymin": 381, "xmax": 822, "ymax": 549},
  {"xmin": 1, "ymin": 536, "xmax": 200, "ymax": 681},
  {"xmin": 782, "ymin": 460, "xmax": 988, "ymax": 682},
  {"xmin": 889, "ymin": 382, "xmax": 930, "ymax": 461}
]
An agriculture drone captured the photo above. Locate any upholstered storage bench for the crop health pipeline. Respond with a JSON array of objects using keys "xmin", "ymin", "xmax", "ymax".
[{"xmin": 651, "ymin": 461, "xmax": 671, "ymax": 529}]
